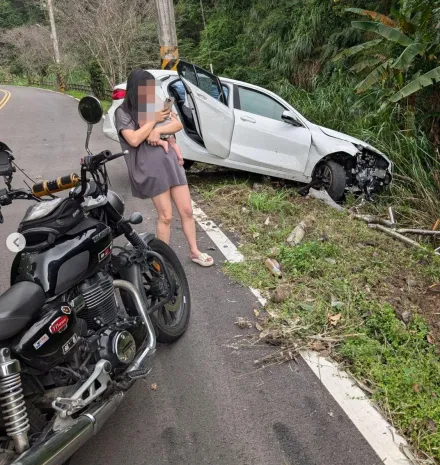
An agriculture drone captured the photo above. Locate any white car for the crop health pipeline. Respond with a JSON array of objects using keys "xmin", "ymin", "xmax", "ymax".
[{"xmin": 103, "ymin": 61, "xmax": 392, "ymax": 200}]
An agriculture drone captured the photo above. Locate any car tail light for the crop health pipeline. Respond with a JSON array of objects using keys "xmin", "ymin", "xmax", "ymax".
[{"xmin": 112, "ymin": 89, "xmax": 126, "ymax": 100}]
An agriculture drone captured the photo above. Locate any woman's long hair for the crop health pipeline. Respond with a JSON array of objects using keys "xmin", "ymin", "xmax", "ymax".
[{"xmin": 117, "ymin": 69, "xmax": 155, "ymax": 129}]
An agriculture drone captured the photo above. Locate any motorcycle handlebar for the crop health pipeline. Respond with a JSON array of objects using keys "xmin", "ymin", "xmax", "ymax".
[
  {"xmin": 31, "ymin": 173, "xmax": 80, "ymax": 198},
  {"xmin": 83, "ymin": 150, "xmax": 127, "ymax": 169}
]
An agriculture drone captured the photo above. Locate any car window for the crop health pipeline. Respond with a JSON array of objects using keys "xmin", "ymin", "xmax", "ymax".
[
  {"xmin": 170, "ymin": 80, "xmax": 229, "ymax": 104},
  {"xmin": 237, "ymin": 87, "xmax": 286, "ymax": 121},
  {"xmin": 210, "ymin": 84, "xmax": 229, "ymax": 102},
  {"xmin": 178, "ymin": 61, "xmax": 227, "ymax": 105}
]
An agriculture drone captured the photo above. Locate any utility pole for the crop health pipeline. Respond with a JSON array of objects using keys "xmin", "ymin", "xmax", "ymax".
[
  {"xmin": 46, "ymin": 0, "xmax": 65, "ymax": 92},
  {"xmin": 155, "ymin": 0, "xmax": 179, "ymax": 71}
]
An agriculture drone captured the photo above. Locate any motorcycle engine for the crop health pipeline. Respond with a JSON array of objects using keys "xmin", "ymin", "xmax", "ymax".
[
  {"xmin": 98, "ymin": 329, "xmax": 136, "ymax": 367},
  {"xmin": 78, "ymin": 271, "xmax": 118, "ymax": 329},
  {"xmin": 75, "ymin": 271, "xmax": 137, "ymax": 368}
]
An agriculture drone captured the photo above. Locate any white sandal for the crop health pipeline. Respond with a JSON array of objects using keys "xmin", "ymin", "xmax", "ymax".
[{"xmin": 191, "ymin": 252, "xmax": 214, "ymax": 267}]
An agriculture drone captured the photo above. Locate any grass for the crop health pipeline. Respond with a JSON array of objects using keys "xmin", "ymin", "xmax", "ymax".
[{"xmin": 190, "ymin": 172, "xmax": 440, "ymax": 462}]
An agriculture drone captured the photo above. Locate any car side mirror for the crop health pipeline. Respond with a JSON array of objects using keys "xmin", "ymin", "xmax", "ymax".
[{"xmin": 282, "ymin": 111, "xmax": 302, "ymax": 127}]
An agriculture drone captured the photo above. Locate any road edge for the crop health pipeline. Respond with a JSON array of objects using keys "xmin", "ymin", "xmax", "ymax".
[
  {"xmin": 192, "ymin": 200, "xmax": 415, "ymax": 465},
  {"xmin": 0, "ymin": 84, "xmax": 105, "ymax": 119}
]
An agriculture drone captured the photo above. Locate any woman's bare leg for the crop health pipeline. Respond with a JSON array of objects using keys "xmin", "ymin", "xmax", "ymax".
[
  {"xmin": 170, "ymin": 185, "xmax": 198, "ymax": 255},
  {"xmin": 152, "ymin": 189, "xmax": 173, "ymax": 244},
  {"xmin": 170, "ymin": 185, "xmax": 213, "ymax": 266}
]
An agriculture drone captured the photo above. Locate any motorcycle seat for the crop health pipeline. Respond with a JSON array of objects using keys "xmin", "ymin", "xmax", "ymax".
[{"xmin": 0, "ymin": 282, "xmax": 45, "ymax": 341}]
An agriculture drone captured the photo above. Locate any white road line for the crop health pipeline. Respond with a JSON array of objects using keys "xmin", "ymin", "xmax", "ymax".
[
  {"xmin": 302, "ymin": 351, "xmax": 414, "ymax": 465},
  {"xmin": 192, "ymin": 200, "xmax": 413, "ymax": 465},
  {"xmin": 192, "ymin": 201, "xmax": 267, "ymax": 306}
]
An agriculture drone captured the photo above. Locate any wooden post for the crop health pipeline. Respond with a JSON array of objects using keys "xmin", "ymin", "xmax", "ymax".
[
  {"xmin": 155, "ymin": 0, "xmax": 179, "ymax": 71},
  {"xmin": 46, "ymin": 0, "xmax": 65, "ymax": 92}
]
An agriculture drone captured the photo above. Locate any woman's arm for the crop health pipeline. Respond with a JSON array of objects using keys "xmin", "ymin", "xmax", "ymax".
[
  {"xmin": 120, "ymin": 109, "xmax": 171, "ymax": 148},
  {"xmin": 153, "ymin": 113, "xmax": 183, "ymax": 135},
  {"xmin": 147, "ymin": 113, "xmax": 183, "ymax": 146}
]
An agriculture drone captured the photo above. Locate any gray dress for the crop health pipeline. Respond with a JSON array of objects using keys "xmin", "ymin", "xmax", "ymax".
[{"xmin": 115, "ymin": 107, "xmax": 187, "ymax": 199}]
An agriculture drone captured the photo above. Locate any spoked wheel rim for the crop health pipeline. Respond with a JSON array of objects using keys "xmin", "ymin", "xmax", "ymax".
[
  {"xmin": 315, "ymin": 164, "xmax": 333, "ymax": 189},
  {"xmin": 143, "ymin": 259, "xmax": 186, "ymax": 329}
]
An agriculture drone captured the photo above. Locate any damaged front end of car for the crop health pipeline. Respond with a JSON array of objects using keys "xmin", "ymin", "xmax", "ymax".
[{"xmin": 346, "ymin": 145, "xmax": 392, "ymax": 200}]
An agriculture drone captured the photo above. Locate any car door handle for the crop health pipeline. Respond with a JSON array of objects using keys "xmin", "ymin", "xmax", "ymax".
[
  {"xmin": 240, "ymin": 116, "xmax": 256, "ymax": 123},
  {"xmin": 196, "ymin": 93, "xmax": 207, "ymax": 100}
]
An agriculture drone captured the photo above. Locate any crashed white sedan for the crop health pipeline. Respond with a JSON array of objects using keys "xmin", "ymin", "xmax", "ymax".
[{"xmin": 103, "ymin": 61, "xmax": 392, "ymax": 200}]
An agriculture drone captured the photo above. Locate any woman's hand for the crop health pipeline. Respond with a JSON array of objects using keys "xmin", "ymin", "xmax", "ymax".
[
  {"xmin": 155, "ymin": 109, "xmax": 170, "ymax": 123},
  {"xmin": 147, "ymin": 128, "xmax": 161, "ymax": 146}
]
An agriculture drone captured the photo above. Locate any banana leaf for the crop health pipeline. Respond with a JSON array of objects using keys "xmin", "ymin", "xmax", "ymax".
[
  {"xmin": 352, "ymin": 21, "xmax": 413, "ymax": 47},
  {"xmin": 350, "ymin": 58, "xmax": 383, "ymax": 73},
  {"xmin": 345, "ymin": 8, "xmax": 397, "ymax": 27},
  {"xmin": 332, "ymin": 38, "xmax": 382, "ymax": 62},
  {"xmin": 390, "ymin": 66, "xmax": 440, "ymax": 102},
  {"xmin": 392, "ymin": 43, "xmax": 427, "ymax": 70},
  {"xmin": 355, "ymin": 60, "xmax": 392, "ymax": 93}
]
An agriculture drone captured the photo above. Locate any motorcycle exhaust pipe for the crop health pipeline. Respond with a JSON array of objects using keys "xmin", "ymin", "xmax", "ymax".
[{"xmin": 11, "ymin": 392, "xmax": 124, "ymax": 465}]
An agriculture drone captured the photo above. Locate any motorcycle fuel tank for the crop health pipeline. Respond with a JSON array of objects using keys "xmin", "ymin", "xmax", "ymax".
[{"xmin": 11, "ymin": 218, "xmax": 113, "ymax": 298}]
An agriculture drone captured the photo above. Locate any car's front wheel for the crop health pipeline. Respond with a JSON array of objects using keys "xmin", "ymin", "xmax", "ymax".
[
  {"xmin": 313, "ymin": 161, "xmax": 346, "ymax": 201},
  {"xmin": 183, "ymin": 160, "xmax": 194, "ymax": 170}
]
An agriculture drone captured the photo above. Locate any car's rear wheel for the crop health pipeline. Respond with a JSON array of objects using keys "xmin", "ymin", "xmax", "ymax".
[{"xmin": 313, "ymin": 161, "xmax": 346, "ymax": 201}]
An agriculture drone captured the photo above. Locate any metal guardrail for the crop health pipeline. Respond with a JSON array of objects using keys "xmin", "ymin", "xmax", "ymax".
[{"xmin": 0, "ymin": 79, "xmax": 112, "ymax": 100}]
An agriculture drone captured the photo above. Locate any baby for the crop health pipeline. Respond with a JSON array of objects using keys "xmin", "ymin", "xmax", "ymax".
[{"xmin": 154, "ymin": 96, "xmax": 184, "ymax": 166}]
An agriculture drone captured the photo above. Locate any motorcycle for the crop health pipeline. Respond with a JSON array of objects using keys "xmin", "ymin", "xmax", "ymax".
[{"xmin": 0, "ymin": 96, "xmax": 190, "ymax": 464}]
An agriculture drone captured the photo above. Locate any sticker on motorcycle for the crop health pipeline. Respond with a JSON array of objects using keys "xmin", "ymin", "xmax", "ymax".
[
  {"xmin": 62, "ymin": 334, "xmax": 78, "ymax": 355},
  {"xmin": 98, "ymin": 243, "xmax": 112, "ymax": 262},
  {"xmin": 61, "ymin": 305, "xmax": 71, "ymax": 315},
  {"xmin": 49, "ymin": 315, "xmax": 69, "ymax": 334},
  {"xmin": 33, "ymin": 333, "xmax": 49, "ymax": 350}
]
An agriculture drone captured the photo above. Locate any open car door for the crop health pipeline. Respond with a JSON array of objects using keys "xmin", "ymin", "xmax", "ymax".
[{"xmin": 177, "ymin": 61, "xmax": 234, "ymax": 159}]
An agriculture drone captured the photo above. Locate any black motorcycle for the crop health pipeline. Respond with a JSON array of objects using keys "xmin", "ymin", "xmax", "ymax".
[{"xmin": 0, "ymin": 96, "xmax": 190, "ymax": 465}]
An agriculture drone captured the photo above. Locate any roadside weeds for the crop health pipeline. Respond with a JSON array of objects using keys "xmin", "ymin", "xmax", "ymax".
[{"xmin": 189, "ymin": 168, "xmax": 440, "ymax": 464}]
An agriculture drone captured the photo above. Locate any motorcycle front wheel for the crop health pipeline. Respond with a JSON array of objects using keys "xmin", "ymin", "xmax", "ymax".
[{"xmin": 144, "ymin": 238, "xmax": 191, "ymax": 343}]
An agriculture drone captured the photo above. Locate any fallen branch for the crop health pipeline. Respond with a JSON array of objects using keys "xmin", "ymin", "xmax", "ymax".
[
  {"xmin": 368, "ymin": 224, "xmax": 435, "ymax": 252},
  {"xmin": 308, "ymin": 188, "xmax": 345, "ymax": 211},
  {"xmin": 388, "ymin": 207, "xmax": 396, "ymax": 229},
  {"xmin": 397, "ymin": 229, "xmax": 440, "ymax": 236},
  {"xmin": 352, "ymin": 214, "xmax": 395, "ymax": 228},
  {"xmin": 307, "ymin": 333, "xmax": 364, "ymax": 343}
]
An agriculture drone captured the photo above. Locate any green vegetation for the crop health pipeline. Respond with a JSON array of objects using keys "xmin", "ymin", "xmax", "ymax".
[{"xmin": 191, "ymin": 172, "xmax": 440, "ymax": 460}]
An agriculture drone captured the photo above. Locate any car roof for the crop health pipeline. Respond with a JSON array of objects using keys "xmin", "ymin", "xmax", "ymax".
[{"xmin": 113, "ymin": 69, "xmax": 274, "ymax": 98}]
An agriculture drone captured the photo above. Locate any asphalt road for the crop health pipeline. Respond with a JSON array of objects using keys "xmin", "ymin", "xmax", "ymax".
[{"xmin": 0, "ymin": 86, "xmax": 382, "ymax": 465}]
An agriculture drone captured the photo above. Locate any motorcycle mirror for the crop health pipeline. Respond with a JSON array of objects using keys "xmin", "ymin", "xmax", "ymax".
[
  {"xmin": 78, "ymin": 96, "xmax": 103, "ymax": 125},
  {"xmin": 129, "ymin": 212, "xmax": 143, "ymax": 225},
  {"xmin": 78, "ymin": 96, "xmax": 103, "ymax": 155}
]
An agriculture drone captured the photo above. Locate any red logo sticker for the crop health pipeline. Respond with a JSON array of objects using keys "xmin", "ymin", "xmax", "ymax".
[{"xmin": 49, "ymin": 316, "xmax": 69, "ymax": 334}]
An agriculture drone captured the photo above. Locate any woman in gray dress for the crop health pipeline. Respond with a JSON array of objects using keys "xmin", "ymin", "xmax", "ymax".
[{"xmin": 115, "ymin": 69, "xmax": 214, "ymax": 267}]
